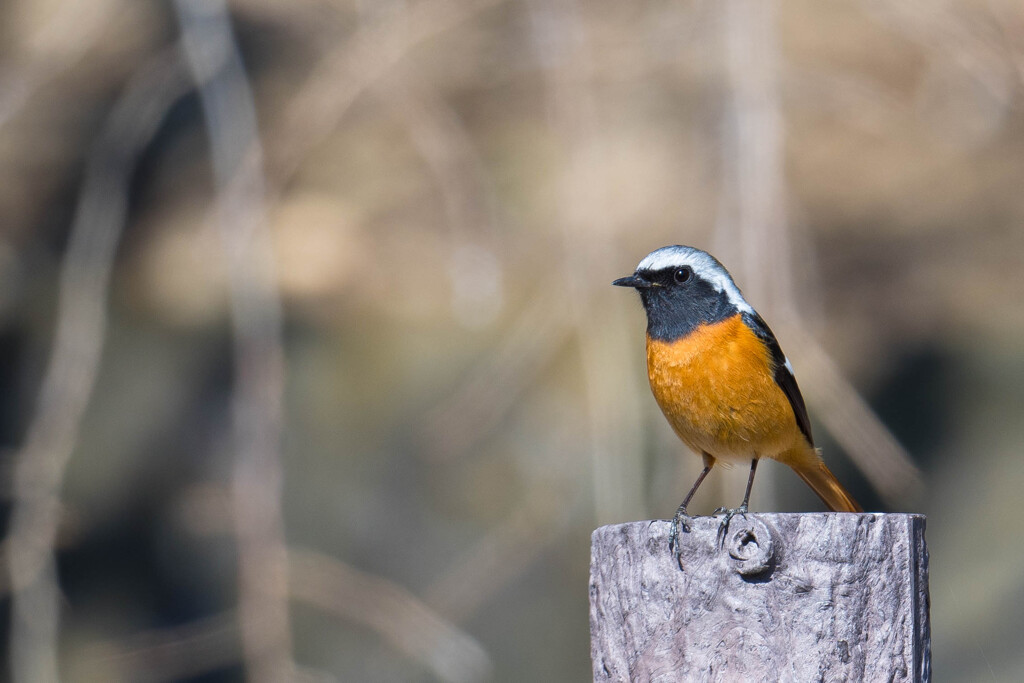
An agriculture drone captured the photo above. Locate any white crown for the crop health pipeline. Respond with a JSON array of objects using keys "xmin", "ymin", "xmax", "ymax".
[{"xmin": 636, "ymin": 245, "xmax": 754, "ymax": 315}]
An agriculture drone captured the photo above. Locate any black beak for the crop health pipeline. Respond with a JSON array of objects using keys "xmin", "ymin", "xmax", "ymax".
[{"xmin": 612, "ymin": 274, "xmax": 652, "ymax": 288}]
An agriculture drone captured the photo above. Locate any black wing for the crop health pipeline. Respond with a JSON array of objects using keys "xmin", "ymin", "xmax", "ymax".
[{"xmin": 741, "ymin": 312, "xmax": 814, "ymax": 446}]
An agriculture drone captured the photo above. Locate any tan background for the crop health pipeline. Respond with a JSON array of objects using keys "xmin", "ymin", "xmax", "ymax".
[{"xmin": 0, "ymin": 0, "xmax": 1021, "ymax": 680}]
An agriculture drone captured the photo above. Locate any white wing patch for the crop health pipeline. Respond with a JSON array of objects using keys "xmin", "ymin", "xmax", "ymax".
[{"xmin": 636, "ymin": 245, "xmax": 755, "ymax": 315}]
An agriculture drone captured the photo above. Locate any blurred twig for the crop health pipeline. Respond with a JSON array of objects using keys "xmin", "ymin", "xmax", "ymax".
[
  {"xmin": 782, "ymin": 325, "xmax": 925, "ymax": 505},
  {"xmin": 423, "ymin": 485, "xmax": 578, "ymax": 624},
  {"xmin": 82, "ymin": 611, "xmax": 240, "ymax": 683},
  {"xmin": 83, "ymin": 608, "xmax": 336, "ymax": 683},
  {"xmin": 714, "ymin": 0, "xmax": 789, "ymax": 304},
  {"xmin": 712, "ymin": 0, "xmax": 791, "ymax": 508},
  {"xmin": 175, "ymin": 1, "xmax": 295, "ymax": 681},
  {"xmin": 860, "ymin": 0, "xmax": 1018, "ymax": 103},
  {"xmin": 420, "ymin": 286, "xmax": 572, "ymax": 461},
  {"xmin": 254, "ymin": 0, "xmax": 529, "ymax": 457},
  {"xmin": 715, "ymin": 0, "xmax": 922, "ymax": 508},
  {"xmin": 4, "ymin": 50, "xmax": 189, "ymax": 683},
  {"xmin": 0, "ymin": 0, "xmax": 126, "ymax": 129},
  {"xmin": 91, "ymin": 485, "xmax": 491, "ymax": 682},
  {"xmin": 266, "ymin": 0, "xmax": 506, "ymax": 188},
  {"xmin": 526, "ymin": 0, "xmax": 647, "ymax": 525},
  {"xmin": 987, "ymin": 1, "xmax": 1024, "ymax": 89},
  {"xmin": 787, "ymin": 67, "xmax": 910, "ymax": 137},
  {"xmin": 374, "ymin": 65, "xmax": 499, "ymax": 245},
  {"xmin": 289, "ymin": 549, "xmax": 492, "ymax": 683},
  {"xmin": 372, "ymin": 57, "xmax": 505, "ymax": 327}
]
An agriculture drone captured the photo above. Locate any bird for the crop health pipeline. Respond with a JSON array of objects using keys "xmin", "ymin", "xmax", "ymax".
[{"xmin": 613, "ymin": 245, "xmax": 862, "ymax": 561}]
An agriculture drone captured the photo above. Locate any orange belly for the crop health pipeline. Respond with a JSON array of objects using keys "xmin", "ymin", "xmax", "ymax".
[{"xmin": 647, "ymin": 314, "xmax": 804, "ymax": 463}]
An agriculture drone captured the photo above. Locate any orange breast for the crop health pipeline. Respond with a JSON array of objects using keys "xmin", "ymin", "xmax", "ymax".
[{"xmin": 646, "ymin": 314, "xmax": 804, "ymax": 463}]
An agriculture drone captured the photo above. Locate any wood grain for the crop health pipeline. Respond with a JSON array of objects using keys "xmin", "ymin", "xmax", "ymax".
[{"xmin": 589, "ymin": 514, "xmax": 930, "ymax": 682}]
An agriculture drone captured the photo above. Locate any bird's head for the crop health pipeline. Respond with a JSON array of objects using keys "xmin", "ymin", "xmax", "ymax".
[{"xmin": 613, "ymin": 245, "xmax": 754, "ymax": 341}]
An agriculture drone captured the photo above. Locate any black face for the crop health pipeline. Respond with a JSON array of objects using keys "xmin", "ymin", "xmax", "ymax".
[{"xmin": 615, "ymin": 267, "xmax": 735, "ymax": 342}]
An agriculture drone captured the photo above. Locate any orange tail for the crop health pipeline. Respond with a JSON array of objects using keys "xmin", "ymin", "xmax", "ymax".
[{"xmin": 793, "ymin": 459, "xmax": 863, "ymax": 513}]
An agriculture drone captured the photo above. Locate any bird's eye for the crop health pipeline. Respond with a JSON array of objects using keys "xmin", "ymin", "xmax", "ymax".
[{"xmin": 673, "ymin": 267, "xmax": 693, "ymax": 284}]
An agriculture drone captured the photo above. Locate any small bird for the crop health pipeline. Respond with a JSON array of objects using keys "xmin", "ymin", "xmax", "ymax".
[{"xmin": 613, "ymin": 245, "xmax": 862, "ymax": 559}]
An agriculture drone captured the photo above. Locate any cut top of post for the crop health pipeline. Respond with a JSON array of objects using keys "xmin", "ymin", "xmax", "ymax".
[{"xmin": 589, "ymin": 513, "xmax": 930, "ymax": 682}]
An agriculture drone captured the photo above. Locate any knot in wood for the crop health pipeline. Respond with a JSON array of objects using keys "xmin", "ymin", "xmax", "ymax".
[{"xmin": 724, "ymin": 516, "xmax": 774, "ymax": 577}]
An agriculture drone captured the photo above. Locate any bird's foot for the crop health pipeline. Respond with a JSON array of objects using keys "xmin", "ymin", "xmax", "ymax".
[
  {"xmin": 714, "ymin": 504, "xmax": 748, "ymax": 548},
  {"xmin": 668, "ymin": 508, "xmax": 693, "ymax": 569}
]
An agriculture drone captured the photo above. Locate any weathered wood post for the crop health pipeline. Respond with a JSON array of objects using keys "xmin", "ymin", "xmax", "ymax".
[{"xmin": 590, "ymin": 514, "xmax": 930, "ymax": 682}]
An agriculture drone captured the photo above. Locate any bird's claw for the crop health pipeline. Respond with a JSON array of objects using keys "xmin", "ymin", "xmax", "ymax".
[
  {"xmin": 714, "ymin": 505, "xmax": 748, "ymax": 548},
  {"xmin": 668, "ymin": 509, "xmax": 693, "ymax": 569}
]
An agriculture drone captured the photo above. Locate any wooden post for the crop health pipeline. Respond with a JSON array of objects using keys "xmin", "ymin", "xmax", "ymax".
[{"xmin": 590, "ymin": 514, "xmax": 930, "ymax": 682}]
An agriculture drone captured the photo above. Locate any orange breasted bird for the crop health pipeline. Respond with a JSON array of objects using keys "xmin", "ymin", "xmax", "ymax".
[{"xmin": 613, "ymin": 245, "xmax": 862, "ymax": 558}]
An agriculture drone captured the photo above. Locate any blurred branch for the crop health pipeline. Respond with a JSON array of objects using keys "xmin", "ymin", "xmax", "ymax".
[
  {"xmin": 374, "ymin": 66, "xmax": 498, "ymax": 243},
  {"xmin": 987, "ymin": 1, "xmax": 1024, "ymax": 89},
  {"xmin": 715, "ymin": 0, "xmax": 921, "ymax": 508},
  {"xmin": 0, "ymin": 0, "xmax": 125, "ymax": 129},
  {"xmin": 423, "ymin": 485, "xmax": 577, "ymax": 624},
  {"xmin": 782, "ymin": 325, "xmax": 924, "ymax": 506},
  {"xmin": 83, "ymin": 609, "xmax": 335, "ymax": 683},
  {"xmin": 712, "ymin": 0, "xmax": 791, "ymax": 509},
  {"xmin": 86, "ymin": 492, "xmax": 491, "ymax": 682},
  {"xmin": 787, "ymin": 67, "xmax": 910, "ymax": 137},
  {"xmin": 82, "ymin": 611, "xmax": 240, "ymax": 683},
  {"xmin": 860, "ymin": 0, "xmax": 1018, "ymax": 103},
  {"xmin": 4, "ymin": 50, "xmax": 189, "ymax": 683},
  {"xmin": 289, "ymin": 549, "xmax": 492, "ymax": 683},
  {"xmin": 714, "ymin": 0, "xmax": 789, "ymax": 303},
  {"xmin": 419, "ymin": 286, "xmax": 572, "ymax": 461},
  {"xmin": 232, "ymin": 0, "xmax": 510, "ymax": 332},
  {"xmin": 526, "ymin": 0, "xmax": 647, "ymax": 525},
  {"xmin": 174, "ymin": 1, "xmax": 294, "ymax": 681},
  {"xmin": 267, "ymin": 0, "xmax": 506, "ymax": 188},
  {"xmin": 372, "ymin": 59, "xmax": 505, "ymax": 327}
]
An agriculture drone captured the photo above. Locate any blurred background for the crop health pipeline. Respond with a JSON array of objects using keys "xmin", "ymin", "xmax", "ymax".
[{"xmin": 0, "ymin": 0, "xmax": 1022, "ymax": 680}]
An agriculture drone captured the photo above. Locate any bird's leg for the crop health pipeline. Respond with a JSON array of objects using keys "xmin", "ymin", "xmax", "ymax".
[
  {"xmin": 715, "ymin": 458, "xmax": 758, "ymax": 548},
  {"xmin": 669, "ymin": 454, "xmax": 714, "ymax": 567}
]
